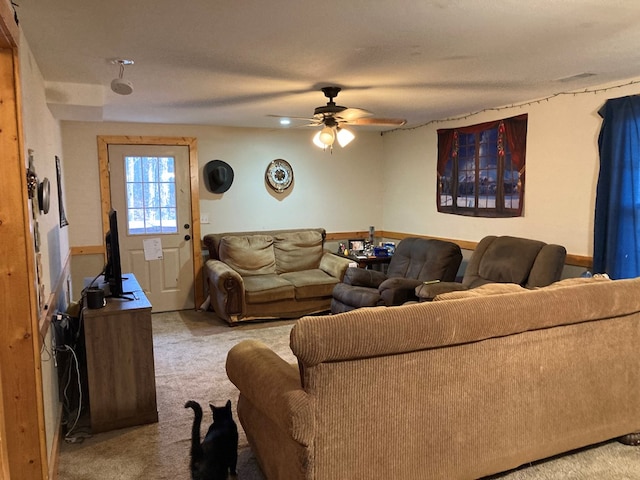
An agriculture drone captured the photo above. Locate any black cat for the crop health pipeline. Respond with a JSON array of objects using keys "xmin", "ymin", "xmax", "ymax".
[{"xmin": 185, "ymin": 399, "xmax": 238, "ymax": 480}]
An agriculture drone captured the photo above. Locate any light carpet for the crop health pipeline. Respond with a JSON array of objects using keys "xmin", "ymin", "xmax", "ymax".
[{"xmin": 57, "ymin": 310, "xmax": 640, "ymax": 479}]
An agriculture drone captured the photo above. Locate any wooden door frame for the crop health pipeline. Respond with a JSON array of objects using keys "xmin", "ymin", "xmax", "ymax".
[
  {"xmin": 96, "ymin": 136, "xmax": 204, "ymax": 309},
  {"xmin": 1, "ymin": 3, "xmax": 49, "ymax": 479}
]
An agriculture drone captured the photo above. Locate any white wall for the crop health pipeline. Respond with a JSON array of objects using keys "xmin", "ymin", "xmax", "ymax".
[
  {"xmin": 381, "ymin": 79, "xmax": 640, "ymax": 256},
  {"xmin": 61, "ymin": 122, "xmax": 386, "ymax": 247}
]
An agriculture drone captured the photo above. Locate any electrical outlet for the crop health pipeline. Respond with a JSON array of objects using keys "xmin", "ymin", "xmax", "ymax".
[{"xmin": 200, "ymin": 214, "xmax": 210, "ymax": 224}]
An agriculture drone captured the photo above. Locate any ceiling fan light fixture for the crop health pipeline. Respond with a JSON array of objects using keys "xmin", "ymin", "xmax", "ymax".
[
  {"xmin": 318, "ymin": 126, "xmax": 335, "ymax": 146},
  {"xmin": 312, "ymin": 131, "xmax": 326, "ymax": 148},
  {"xmin": 336, "ymin": 127, "xmax": 355, "ymax": 147}
]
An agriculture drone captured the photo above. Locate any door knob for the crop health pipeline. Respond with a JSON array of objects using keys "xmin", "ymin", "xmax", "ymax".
[
  {"xmin": 184, "ymin": 223, "xmax": 190, "ymax": 229},
  {"xmin": 184, "ymin": 234, "xmax": 191, "ymax": 241}
]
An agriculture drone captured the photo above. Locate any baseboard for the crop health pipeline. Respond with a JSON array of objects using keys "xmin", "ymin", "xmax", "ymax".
[{"xmin": 48, "ymin": 404, "xmax": 63, "ymax": 480}]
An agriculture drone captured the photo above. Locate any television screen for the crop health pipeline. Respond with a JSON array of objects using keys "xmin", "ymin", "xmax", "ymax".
[{"xmin": 104, "ymin": 209, "xmax": 124, "ymax": 297}]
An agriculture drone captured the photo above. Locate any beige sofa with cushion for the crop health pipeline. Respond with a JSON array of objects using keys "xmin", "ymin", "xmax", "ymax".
[
  {"xmin": 203, "ymin": 228, "xmax": 352, "ymax": 324},
  {"xmin": 226, "ymin": 276, "xmax": 640, "ymax": 479}
]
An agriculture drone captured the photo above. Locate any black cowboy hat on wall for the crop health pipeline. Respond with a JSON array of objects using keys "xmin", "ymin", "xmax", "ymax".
[{"xmin": 204, "ymin": 160, "xmax": 234, "ymax": 194}]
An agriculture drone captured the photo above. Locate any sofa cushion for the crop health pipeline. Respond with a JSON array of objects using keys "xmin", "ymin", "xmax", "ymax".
[
  {"xmin": 243, "ymin": 274, "xmax": 295, "ymax": 304},
  {"xmin": 219, "ymin": 235, "xmax": 276, "ymax": 276},
  {"xmin": 280, "ymin": 269, "xmax": 341, "ymax": 299},
  {"xmin": 478, "ymin": 237, "xmax": 544, "ymax": 284},
  {"xmin": 274, "ymin": 230, "xmax": 323, "ymax": 274}
]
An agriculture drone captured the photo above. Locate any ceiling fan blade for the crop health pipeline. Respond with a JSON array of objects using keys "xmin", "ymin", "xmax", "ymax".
[
  {"xmin": 334, "ymin": 107, "xmax": 373, "ymax": 122},
  {"xmin": 267, "ymin": 114, "xmax": 315, "ymax": 121},
  {"xmin": 346, "ymin": 117, "xmax": 407, "ymax": 127}
]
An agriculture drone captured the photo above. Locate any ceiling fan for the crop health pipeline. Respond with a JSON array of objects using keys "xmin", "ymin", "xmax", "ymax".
[{"xmin": 274, "ymin": 86, "xmax": 407, "ymax": 150}]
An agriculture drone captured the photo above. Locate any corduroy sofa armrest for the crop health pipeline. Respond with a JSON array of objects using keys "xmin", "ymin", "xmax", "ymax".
[
  {"xmin": 319, "ymin": 252, "xmax": 353, "ymax": 280},
  {"xmin": 205, "ymin": 259, "xmax": 245, "ymax": 319},
  {"xmin": 226, "ymin": 340, "xmax": 314, "ymax": 445}
]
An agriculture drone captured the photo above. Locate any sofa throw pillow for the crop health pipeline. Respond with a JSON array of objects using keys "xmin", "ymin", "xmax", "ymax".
[
  {"xmin": 219, "ymin": 235, "xmax": 276, "ymax": 276},
  {"xmin": 274, "ymin": 230, "xmax": 323, "ymax": 274}
]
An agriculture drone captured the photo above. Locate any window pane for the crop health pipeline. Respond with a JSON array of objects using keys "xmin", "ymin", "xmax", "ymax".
[
  {"xmin": 126, "ymin": 183, "xmax": 144, "ymax": 209},
  {"xmin": 145, "ymin": 183, "xmax": 160, "ymax": 208},
  {"xmin": 160, "ymin": 183, "xmax": 175, "ymax": 208},
  {"xmin": 143, "ymin": 157, "xmax": 158, "ymax": 182},
  {"xmin": 161, "ymin": 207, "xmax": 177, "ymax": 233},
  {"xmin": 124, "ymin": 155, "xmax": 178, "ymax": 234},
  {"xmin": 144, "ymin": 208, "xmax": 161, "ymax": 233}
]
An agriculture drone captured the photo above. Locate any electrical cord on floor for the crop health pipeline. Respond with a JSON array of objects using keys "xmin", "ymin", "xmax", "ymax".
[{"xmin": 56, "ymin": 344, "xmax": 92, "ymax": 444}]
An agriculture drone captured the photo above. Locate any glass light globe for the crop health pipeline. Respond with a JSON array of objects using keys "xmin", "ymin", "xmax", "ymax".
[
  {"xmin": 318, "ymin": 126, "xmax": 335, "ymax": 146},
  {"xmin": 337, "ymin": 128, "xmax": 355, "ymax": 147}
]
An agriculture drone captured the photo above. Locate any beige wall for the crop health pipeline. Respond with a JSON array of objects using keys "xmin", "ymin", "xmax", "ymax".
[
  {"xmin": 19, "ymin": 32, "xmax": 67, "ymax": 467},
  {"xmin": 61, "ymin": 122, "xmax": 387, "ymax": 247},
  {"xmin": 62, "ymin": 77, "xmax": 640, "ymax": 263},
  {"xmin": 382, "ymin": 80, "xmax": 640, "ymax": 256}
]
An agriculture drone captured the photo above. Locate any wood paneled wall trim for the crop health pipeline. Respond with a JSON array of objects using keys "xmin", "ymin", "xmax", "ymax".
[
  {"xmin": 0, "ymin": 1, "xmax": 19, "ymax": 49},
  {"xmin": 1, "ymin": 32, "xmax": 48, "ymax": 480},
  {"xmin": 70, "ymin": 245, "xmax": 104, "ymax": 256},
  {"xmin": 327, "ymin": 230, "xmax": 592, "ymax": 268}
]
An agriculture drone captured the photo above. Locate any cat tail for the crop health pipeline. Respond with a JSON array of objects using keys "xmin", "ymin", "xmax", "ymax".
[{"xmin": 184, "ymin": 400, "xmax": 204, "ymax": 465}]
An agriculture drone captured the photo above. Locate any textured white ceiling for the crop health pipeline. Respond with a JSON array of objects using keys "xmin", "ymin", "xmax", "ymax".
[{"xmin": 15, "ymin": 0, "xmax": 640, "ymax": 130}]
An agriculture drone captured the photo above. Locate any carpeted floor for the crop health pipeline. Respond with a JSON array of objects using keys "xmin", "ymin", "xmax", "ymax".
[{"xmin": 56, "ymin": 310, "xmax": 640, "ymax": 479}]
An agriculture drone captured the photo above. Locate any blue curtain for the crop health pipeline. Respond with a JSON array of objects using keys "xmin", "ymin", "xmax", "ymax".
[{"xmin": 594, "ymin": 95, "xmax": 640, "ymax": 279}]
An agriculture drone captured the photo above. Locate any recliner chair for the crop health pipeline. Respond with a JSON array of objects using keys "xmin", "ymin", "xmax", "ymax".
[
  {"xmin": 415, "ymin": 235, "xmax": 567, "ymax": 301},
  {"xmin": 331, "ymin": 237, "xmax": 463, "ymax": 314}
]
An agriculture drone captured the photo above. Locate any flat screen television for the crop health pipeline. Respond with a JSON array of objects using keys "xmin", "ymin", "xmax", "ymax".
[{"xmin": 104, "ymin": 209, "xmax": 124, "ymax": 297}]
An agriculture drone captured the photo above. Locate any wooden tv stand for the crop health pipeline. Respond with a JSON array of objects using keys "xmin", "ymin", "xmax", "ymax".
[{"xmin": 82, "ymin": 273, "xmax": 158, "ymax": 433}]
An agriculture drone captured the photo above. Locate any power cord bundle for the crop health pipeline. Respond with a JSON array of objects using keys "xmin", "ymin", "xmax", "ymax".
[{"xmin": 52, "ymin": 311, "xmax": 92, "ymax": 444}]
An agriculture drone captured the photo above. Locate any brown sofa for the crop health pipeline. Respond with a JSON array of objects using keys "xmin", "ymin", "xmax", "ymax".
[
  {"xmin": 203, "ymin": 228, "xmax": 352, "ymax": 324},
  {"xmin": 226, "ymin": 276, "xmax": 640, "ymax": 479}
]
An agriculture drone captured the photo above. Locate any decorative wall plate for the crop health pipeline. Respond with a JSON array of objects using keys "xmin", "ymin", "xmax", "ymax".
[
  {"xmin": 265, "ymin": 158, "xmax": 293, "ymax": 192},
  {"xmin": 38, "ymin": 178, "xmax": 50, "ymax": 214}
]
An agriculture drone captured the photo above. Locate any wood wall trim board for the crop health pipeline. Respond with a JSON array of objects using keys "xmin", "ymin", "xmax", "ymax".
[
  {"xmin": 0, "ymin": 1, "xmax": 18, "ymax": 49},
  {"xmin": 70, "ymin": 245, "xmax": 104, "ymax": 256},
  {"xmin": 0, "ymin": 44, "xmax": 48, "ymax": 478},
  {"xmin": 96, "ymin": 135, "xmax": 204, "ymax": 308}
]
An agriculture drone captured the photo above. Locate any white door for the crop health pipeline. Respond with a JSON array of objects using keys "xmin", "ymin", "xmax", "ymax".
[{"xmin": 108, "ymin": 144, "xmax": 194, "ymax": 312}]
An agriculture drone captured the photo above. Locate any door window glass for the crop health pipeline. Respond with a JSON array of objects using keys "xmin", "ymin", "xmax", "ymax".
[{"xmin": 125, "ymin": 156, "xmax": 177, "ymax": 234}]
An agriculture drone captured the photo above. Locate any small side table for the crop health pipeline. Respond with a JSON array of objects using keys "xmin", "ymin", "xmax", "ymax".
[{"xmin": 338, "ymin": 253, "xmax": 392, "ymax": 271}]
